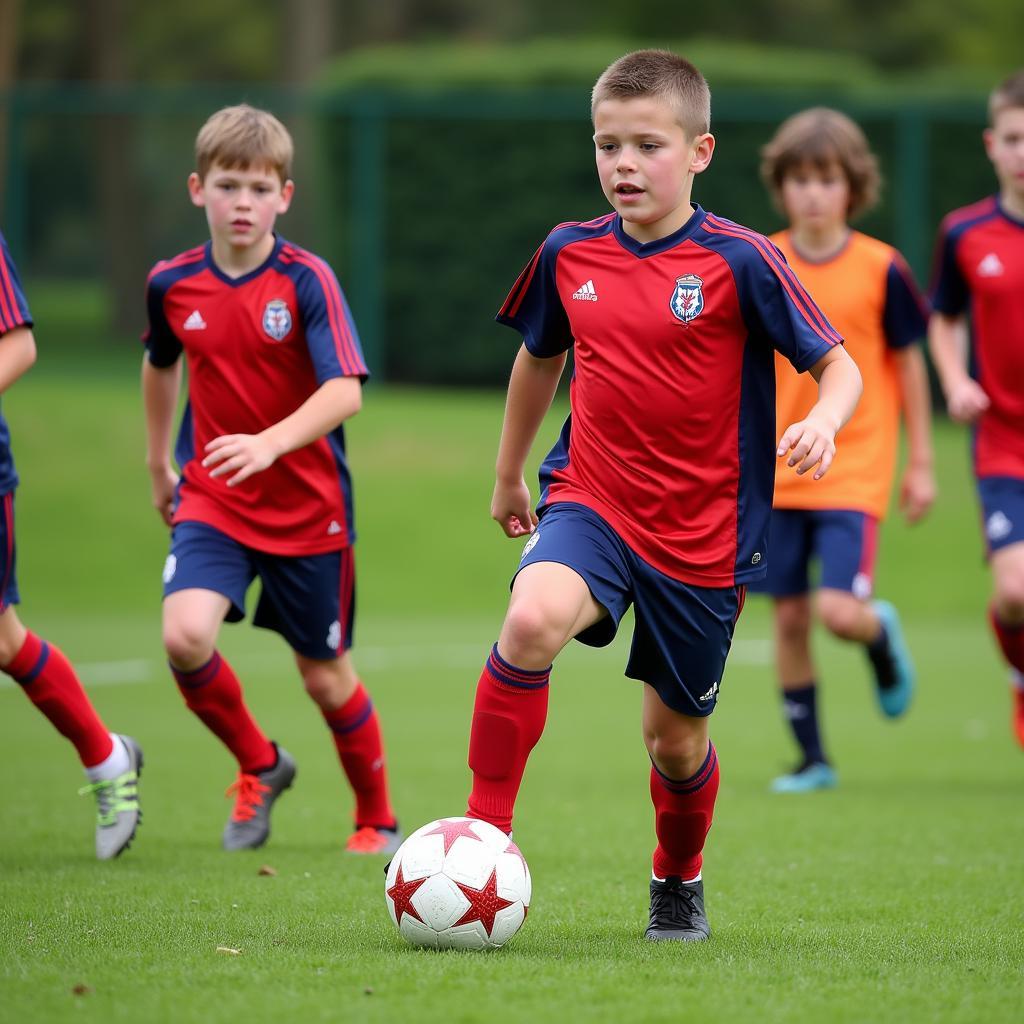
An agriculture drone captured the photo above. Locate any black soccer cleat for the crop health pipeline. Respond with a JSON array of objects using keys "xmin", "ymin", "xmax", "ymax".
[{"xmin": 644, "ymin": 875, "xmax": 711, "ymax": 942}]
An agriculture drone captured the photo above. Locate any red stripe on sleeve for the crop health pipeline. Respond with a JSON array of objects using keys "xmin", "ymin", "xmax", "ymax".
[
  {"xmin": 0, "ymin": 248, "xmax": 23, "ymax": 332},
  {"xmin": 292, "ymin": 252, "xmax": 366, "ymax": 377},
  {"xmin": 500, "ymin": 241, "xmax": 546, "ymax": 319}
]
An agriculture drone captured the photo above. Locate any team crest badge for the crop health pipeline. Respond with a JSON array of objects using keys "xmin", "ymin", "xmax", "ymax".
[
  {"xmin": 670, "ymin": 274, "xmax": 704, "ymax": 324},
  {"xmin": 262, "ymin": 299, "xmax": 292, "ymax": 342}
]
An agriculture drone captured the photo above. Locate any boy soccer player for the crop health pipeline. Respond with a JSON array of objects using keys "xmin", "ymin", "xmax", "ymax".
[
  {"xmin": 753, "ymin": 109, "xmax": 935, "ymax": 792},
  {"xmin": 0, "ymin": 230, "xmax": 142, "ymax": 859},
  {"xmin": 462, "ymin": 51, "xmax": 862, "ymax": 941},
  {"xmin": 142, "ymin": 105, "xmax": 400, "ymax": 852},
  {"xmin": 929, "ymin": 70, "xmax": 1024, "ymax": 748}
]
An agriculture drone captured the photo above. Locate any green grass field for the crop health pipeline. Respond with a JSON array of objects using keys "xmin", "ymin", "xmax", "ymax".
[{"xmin": 1, "ymin": 350, "xmax": 1022, "ymax": 1024}]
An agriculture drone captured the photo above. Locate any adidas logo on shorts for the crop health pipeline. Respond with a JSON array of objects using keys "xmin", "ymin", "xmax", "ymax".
[{"xmin": 698, "ymin": 680, "xmax": 719, "ymax": 702}]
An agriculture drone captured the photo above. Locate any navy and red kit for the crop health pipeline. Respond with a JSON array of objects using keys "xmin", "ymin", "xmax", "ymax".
[
  {"xmin": 144, "ymin": 236, "xmax": 368, "ymax": 556},
  {"xmin": 497, "ymin": 206, "xmax": 842, "ymax": 587},
  {"xmin": 930, "ymin": 196, "xmax": 1024, "ymax": 482},
  {"xmin": 0, "ymin": 231, "xmax": 32, "ymax": 498}
]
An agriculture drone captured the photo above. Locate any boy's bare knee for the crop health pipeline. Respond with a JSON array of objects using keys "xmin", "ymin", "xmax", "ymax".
[
  {"xmin": 817, "ymin": 593, "xmax": 863, "ymax": 640},
  {"xmin": 500, "ymin": 601, "xmax": 565, "ymax": 666},
  {"xmin": 776, "ymin": 598, "xmax": 811, "ymax": 643},
  {"xmin": 647, "ymin": 730, "xmax": 707, "ymax": 780},
  {"xmin": 298, "ymin": 657, "xmax": 356, "ymax": 711},
  {"xmin": 163, "ymin": 621, "xmax": 215, "ymax": 670}
]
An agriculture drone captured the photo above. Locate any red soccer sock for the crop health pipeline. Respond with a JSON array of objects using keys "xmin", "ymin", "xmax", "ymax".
[
  {"xmin": 171, "ymin": 651, "xmax": 275, "ymax": 774},
  {"xmin": 466, "ymin": 645, "xmax": 550, "ymax": 834},
  {"xmin": 989, "ymin": 604, "xmax": 1024, "ymax": 673},
  {"xmin": 650, "ymin": 741, "xmax": 720, "ymax": 881},
  {"xmin": 4, "ymin": 631, "xmax": 114, "ymax": 768},
  {"xmin": 322, "ymin": 681, "xmax": 396, "ymax": 830}
]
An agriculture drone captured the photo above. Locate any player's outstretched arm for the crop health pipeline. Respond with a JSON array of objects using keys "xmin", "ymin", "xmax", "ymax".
[
  {"xmin": 0, "ymin": 325, "xmax": 37, "ymax": 395},
  {"xmin": 492, "ymin": 345, "xmax": 567, "ymax": 538},
  {"xmin": 928, "ymin": 312, "xmax": 989, "ymax": 424},
  {"xmin": 777, "ymin": 346, "xmax": 862, "ymax": 481},
  {"xmin": 203, "ymin": 375, "xmax": 362, "ymax": 488},
  {"xmin": 142, "ymin": 355, "xmax": 182, "ymax": 526},
  {"xmin": 894, "ymin": 345, "xmax": 937, "ymax": 523}
]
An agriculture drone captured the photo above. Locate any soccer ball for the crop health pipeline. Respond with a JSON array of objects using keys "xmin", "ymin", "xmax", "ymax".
[{"xmin": 384, "ymin": 816, "xmax": 531, "ymax": 950}]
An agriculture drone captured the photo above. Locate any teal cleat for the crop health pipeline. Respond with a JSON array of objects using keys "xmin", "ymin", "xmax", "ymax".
[
  {"xmin": 871, "ymin": 599, "xmax": 915, "ymax": 718},
  {"xmin": 770, "ymin": 761, "xmax": 837, "ymax": 793}
]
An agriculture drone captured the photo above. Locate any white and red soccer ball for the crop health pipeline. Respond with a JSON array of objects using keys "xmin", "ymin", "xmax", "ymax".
[{"xmin": 384, "ymin": 817, "xmax": 531, "ymax": 950}]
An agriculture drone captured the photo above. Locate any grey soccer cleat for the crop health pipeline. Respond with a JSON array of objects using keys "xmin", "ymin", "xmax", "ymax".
[
  {"xmin": 222, "ymin": 745, "xmax": 296, "ymax": 851},
  {"xmin": 79, "ymin": 734, "xmax": 143, "ymax": 860},
  {"xmin": 645, "ymin": 876, "xmax": 711, "ymax": 942}
]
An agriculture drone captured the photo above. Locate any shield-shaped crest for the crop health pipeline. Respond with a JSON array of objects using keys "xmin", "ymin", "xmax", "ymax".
[
  {"xmin": 262, "ymin": 299, "xmax": 292, "ymax": 342},
  {"xmin": 670, "ymin": 274, "xmax": 704, "ymax": 324}
]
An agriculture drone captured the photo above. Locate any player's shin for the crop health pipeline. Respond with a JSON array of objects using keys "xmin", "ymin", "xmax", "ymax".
[
  {"xmin": 466, "ymin": 645, "xmax": 550, "ymax": 834},
  {"xmin": 650, "ymin": 741, "xmax": 720, "ymax": 881},
  {"xmin": 989, "ymin": 603, "xmax": 1024, "ymax": 673}
]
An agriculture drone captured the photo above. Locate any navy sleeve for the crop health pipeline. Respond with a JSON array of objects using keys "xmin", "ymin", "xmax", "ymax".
[
  {"xmin": 928, "ymin": 221, "xmax": 968, "ymax": 316},
  {"xmin": 143, "ymin": 268, "xmax": 183, "ymax": 368},
  {"xmin": 0, "ymin": 231, "xmax": 34, "ymax": 335},
  {"xmin": 495, "ymin": 235, "xmax": 573, "ymax": 357},
  {"xmin": 741, "ymin": 239, "xmax": 842, "ymax": 372},
  {"xmin": 883, "ymin": 254, "xmax": 928, "ymax": 350},
  {"xmin": 293, "ymin": 259, "xmax": 369, "ymax": 385}
]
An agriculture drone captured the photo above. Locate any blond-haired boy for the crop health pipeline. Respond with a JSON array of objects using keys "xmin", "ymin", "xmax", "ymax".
[
  {"xmin": 142, "ymin": 105, "xmax": 400, "ymax": 853},
  {"xmin": 929, "ymin": 70, "xmax": 1024, "ymax": 747},
  {"xmin": 458, "ymin": 51, "xmax": 861, "ymax": 941}
]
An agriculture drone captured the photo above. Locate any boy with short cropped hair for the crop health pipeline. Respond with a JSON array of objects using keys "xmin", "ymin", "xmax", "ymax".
[
  {"xmin": 929, "ymin": 70, "xmax": 1024, "ymax": 748},
  {"xmin": 461, "ymin": 51, "xmax": 862, "ymax": 941},
  {"xmin": 142, "ymin": 104, "xmax": 401, "ymax": 852},
  {"xmin": 753, "ymin": 108, "xmax": 935, "ymax": 792},
  {"xmin": 0, "ymin": 230, "xmax": 142, "ymax": 860}
]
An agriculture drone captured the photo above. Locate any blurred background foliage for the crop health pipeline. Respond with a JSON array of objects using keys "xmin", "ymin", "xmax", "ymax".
[{"xmin": 2, "ymin": 0, "xmax": 1021, "ymax": 383}]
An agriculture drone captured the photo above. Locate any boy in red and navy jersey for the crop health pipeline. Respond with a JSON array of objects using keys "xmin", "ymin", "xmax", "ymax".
[
  {"xmin": 464, "ymin": 51, "xmax": 862, "ymax": 941},
  {"xmin": 929, "ymin": 69, "xmax": 1024, "ymax": 748},
  {"xmin": 143, "ymin": 105, "xmax": 400, "ymax": 853},
  {"xmin": 0, "ymin": 231, "xmax": 142, "ymax": 860}
]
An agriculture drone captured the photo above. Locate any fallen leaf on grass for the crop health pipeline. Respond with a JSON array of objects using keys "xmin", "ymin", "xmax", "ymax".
[
  {"xmin": 72, "ymin": 984, "xmax": 91, "ymax": 996},
  {"xmin": 216, "ymin": 946, "xmax": 242, "ymax": 956},
  {"xmin": 258, "ymin": 864, "xmax": 278, "ymax": 877}
]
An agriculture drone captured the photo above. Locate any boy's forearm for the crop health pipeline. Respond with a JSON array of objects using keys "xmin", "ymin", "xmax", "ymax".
[
  {"xmin": 495, "ymin": 346, "xmax": 567, "ymax": 481},
  {"xmin": 141, "ymin": 355, "xmax": 182, "ymax": 469},
  {"xmin": 260, "ymin": 376, "xmax": 362, "ymax": 458},
  {"xmin": 927, "ymin": 314, "xmax": 969, "ymax": 396},
  {"xmin": 0, "ymin": 326, "xmax": 37, "ymax": 394},
  {"xmin": 808, "ymin": 349, "xmax": 862, "ymax": 434},
  {"xmin": 895, "ymin": 347, "xmax": 934, "ymax": 467}
]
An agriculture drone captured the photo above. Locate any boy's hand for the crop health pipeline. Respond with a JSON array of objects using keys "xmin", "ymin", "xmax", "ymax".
[
  {"xmin": 945, "ymin": 378, "xmax": 990, "ymax": 424},
  {"xmin": 777, "ymin": 414, "xmax": 838, "ymax": 480},
  {"xmin": 203, "ymin": 433, "xmax": 280, "ymax": 487},
  {"xmin": 492, "ymin": 478, "xmax": 538, "ymax": 538},
  {"xmin": 899, "ymin": 463, "xmax": 937, "ymax": 524},
  {"xmin": 148, "ymin": 464, "xmax": 179, "ymax": 527}
]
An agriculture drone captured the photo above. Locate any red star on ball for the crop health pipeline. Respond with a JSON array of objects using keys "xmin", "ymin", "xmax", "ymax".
[
  {"xmin": 386, "ymin": 863, "xmax": 427, "ymax": 926},
  {"xmin": 504, "ymin": 839, "xmax": 529, "ymax": 875},
  {"xmin": 423, "ymin": 818, "xmax": 484, "ymax": 855},
  {"xmin": 454, "ymin": 868, "xmax": 515, "ymax": 937}
]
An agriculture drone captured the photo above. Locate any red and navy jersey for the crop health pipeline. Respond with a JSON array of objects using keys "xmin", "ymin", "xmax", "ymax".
[
  {"xmin": 930, "ymin": 196, "xmax": 1024, "ymax": 480},
  {"xmin": 497, "ymin": 207, "xmax": 841, "ymax": 587},
  {"xmin": 0, "ymin": 231, "xmax": 34, "ymax": 496},
  {"xmin": 144, "ymin": 236, "xmax": 368, "ymax": 556}
]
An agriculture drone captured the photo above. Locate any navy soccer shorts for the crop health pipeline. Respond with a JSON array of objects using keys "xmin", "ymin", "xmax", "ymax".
[
  {"xmin": 747, "ymin": 508, "xmax": 878, "ymax": 600},
  {"xmin": 162, "ymin": 521, "xmax": 355, "ymax": 660},
  {"xmin": 977, "ymin": 476, "xmax": 1024, "ymax": 555},
  {"xmin": 514, "ymin": 502, "xmax": 745, "ymax": 718},
  {"xmin": 0, "ymin": 492, "xmax": 20, "ymax": 612}
]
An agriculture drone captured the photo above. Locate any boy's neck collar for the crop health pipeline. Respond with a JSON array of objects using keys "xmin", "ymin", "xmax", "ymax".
[
  {"xmin": 206, "ymin": 234, "xmax": 284, "ymax": 285},
  {"xmin": 612, "ymin": 205, "xmax": 707, "ymax": 257},
  {"xmin": 997, "ymin": 192, "xmax": 1024, "ymax": 226}
]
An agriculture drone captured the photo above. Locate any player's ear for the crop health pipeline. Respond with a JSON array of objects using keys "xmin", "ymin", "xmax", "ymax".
[
  {"xmin": 690, "ymin": 133, "xmax": 715, "ymax": 175},
  {"xmin": 982, "ymin": 127, "xmax": 995, "ymax": 160},
  {"xmin": 277, "ymin": 179, "xmax": 295, "ymax": 213},
  {"xmin": 187, "ymin": 172, "xmax": 206, "ymax": 208}
]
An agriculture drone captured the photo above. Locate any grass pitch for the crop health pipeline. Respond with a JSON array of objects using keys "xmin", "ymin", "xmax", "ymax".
[{"xmin": 1, "ymin": 351, "xmax": 1022, "ymax": 1024}]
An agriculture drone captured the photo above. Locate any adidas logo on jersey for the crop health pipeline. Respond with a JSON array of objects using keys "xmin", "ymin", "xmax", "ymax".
[
  {"xmin": 183, "ymin": 309, "xmax": 207, "ymax": 330},
  {"xmin": 327, "ymin": 520, "xmax": 343, "ymax": 535},
  {"xmin": 572, "ymin": 280, "xmax": 598, "ymax": 301},
  {"xmin": 698, "ymin": 680, "xmax": 719, "ymax": 703},
  {"xmin": 977, "ymin": 253, "xmax": 1004, "ymax": 277}
]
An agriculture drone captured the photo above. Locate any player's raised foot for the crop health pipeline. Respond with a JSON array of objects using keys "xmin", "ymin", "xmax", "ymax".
[
  {"xmin": 644, "ymin": 876, "xmax": 711, "ymax": 942},
  {"xmin": 345, "ymin": 824, "xmax": 403, "ymax": 856},
  {"xmin": 222, "ymin": 745, "xmax": 296, "ymax": 851},
  {"xmin": 770, "ymin": 760, "xmax": 838, "ymax": 794},
  {"xmin": 78, "ymin": 735, "xmax": 144, "ymax": 860},
  {"xmin": 1011, "ymin": 671, "xmax": 1024, "ymax": 749},
  {"xmin": 869, "ymin": 599, "xmax": 915, "ymax": 718}
]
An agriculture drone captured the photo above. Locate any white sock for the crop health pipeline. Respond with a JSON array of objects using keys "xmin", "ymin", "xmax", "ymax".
[
  {"xmin": 1011, "ymin": 669, "xmax": 1024, "ymax": 692},
  {"xmin": 85, "ymin": 735, "xmax": 130, "ymax": 782},
  {"xmin": 652, "ymin": 871, "xmax": 702, "ymax": 884}
]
